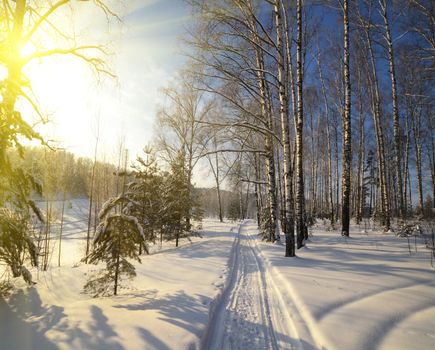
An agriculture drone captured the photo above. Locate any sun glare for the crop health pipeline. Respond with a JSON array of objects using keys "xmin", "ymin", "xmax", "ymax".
[
  {"xmin": 23, "ymin": 54, "xmax": 112, "ymax": 156},
  {"xmin": 20, "ymin": 41, "xmax": 36, "ymax": 57}
]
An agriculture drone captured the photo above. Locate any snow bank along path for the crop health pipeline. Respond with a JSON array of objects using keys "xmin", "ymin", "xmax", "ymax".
[{"xmin": 202, "ymin": 222, "xmax": 303, "ymax": 350}]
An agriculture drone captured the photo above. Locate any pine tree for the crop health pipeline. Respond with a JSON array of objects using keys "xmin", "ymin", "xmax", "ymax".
[{"xmin": 84, "ymin": 195, "xmax": 148, "ymax": 297}]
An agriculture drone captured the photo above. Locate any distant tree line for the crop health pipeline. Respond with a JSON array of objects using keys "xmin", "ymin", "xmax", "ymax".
[{"xmin": 7, "ymin": 147, "xmax": 118, "ymax": 199}]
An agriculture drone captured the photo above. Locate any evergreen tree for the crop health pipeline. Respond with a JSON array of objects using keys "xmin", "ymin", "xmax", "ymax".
[
  {"xmin": 161, "ymin": 153, "xmax": 190, "ymax": 247},
  {"xmin": 0, "ymin": 208, "xmax": 38, "ymax": 284},
  {"xmin": 0, "ymin": 167, "xmax": 42, "ymax": 287},
  {"xmin": 84, "ymin": 195, "xmax": 148, "ymax": 297},
  {"xmin": 161, "ymin": 152, "xmax": 203, "ymax": 247},
  {"xmin": 127, "ymin": 149, "xmax": 164, "ymax": 245}
]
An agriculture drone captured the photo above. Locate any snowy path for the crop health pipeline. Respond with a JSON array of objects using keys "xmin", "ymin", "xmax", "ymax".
[
  {"xmin": 0, "ymin": 214, "xmax": 242, "ymax": 350},
  {"xmin": 203, "ymin": 222, "xmax": 298, "ymax": 350}
]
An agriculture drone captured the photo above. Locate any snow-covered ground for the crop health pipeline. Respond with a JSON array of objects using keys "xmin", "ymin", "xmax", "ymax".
[
  {"xmin": 0, "ymin": 200, "xmax": 240, "ymax": 350},
  {"xmin": 253, "ymin": 220, "xmax": 435, "ymax": 350},
  {"xmin": 1, "ymin": 200, "xmax": 434, "ymax": 350},
  {"xmin": 203, "ymin": 223, "xmax": 298, "ymax": 350}
]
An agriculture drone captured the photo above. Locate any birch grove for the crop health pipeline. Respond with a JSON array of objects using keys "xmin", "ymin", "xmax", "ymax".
[{"xmin": 182, "ymin": 0, "xmax": 433, "ymax": 255}]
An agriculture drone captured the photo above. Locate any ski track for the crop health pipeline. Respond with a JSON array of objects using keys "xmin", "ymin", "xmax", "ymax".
[{"xmin": 203, "ymin": 222, "xmax": 297, "ymax": 350}]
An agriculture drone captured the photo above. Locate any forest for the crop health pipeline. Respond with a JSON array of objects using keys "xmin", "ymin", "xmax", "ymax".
[
  {"xmin": 0, "ymin": 0, "xmax": 434, "ymax": 349},
  {"xmin": 1, "ymin": 0, "xmax": 433, "ymax": 296}
]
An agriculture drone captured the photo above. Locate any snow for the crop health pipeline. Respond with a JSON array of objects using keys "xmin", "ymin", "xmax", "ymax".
[
  {"xmin": 1, "ymin": 200, "xmax": 434, "ymax": 350},
  {"xmin": 252, "ymin": 220, "xmax": 435, "ymax": 350},
  {"xmin": 1, "ymin": 199, "xmax": 239, "ymax": 350},
  {"xmin": 203, "ymin": 223, "xmax": 298, "ymax": 350}
]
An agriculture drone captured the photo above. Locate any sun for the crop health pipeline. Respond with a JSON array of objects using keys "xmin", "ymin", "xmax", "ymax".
[
  {"xmin": 21, "ymin": 53, "xmax": 99, "ymax": 154},
  {"xmin": 20, "ymin": 41, "xmax": 36, "ymax": 58}
]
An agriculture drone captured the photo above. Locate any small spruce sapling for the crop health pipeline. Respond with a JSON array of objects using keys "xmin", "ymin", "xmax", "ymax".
[{"xmin": 84, "ymin": 195, "xmax": 148, "ymax": 297}]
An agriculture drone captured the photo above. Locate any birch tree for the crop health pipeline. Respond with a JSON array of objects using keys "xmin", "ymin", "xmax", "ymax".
[
  {"xmin": 295, "ymin": 0, "xmax": 307, "ymax": 248},
  {"xmin": 378, "ymin": 0, "xmax": 405, "ymax": 219},
  {"xmin": 316, "ymin": 44, "xmax": 335, "ymax": 227},
  {"xmin": 156, "ymin": 76, "xmax": 213, "ymax": 231},
  {"xmin": 341, "ymin": 0, "xmax": 352, "ymax": 236},
  {"xmin": 358, "ymin": 1, "xmax": 391, "ymax": 230},
  {"xmin": 274, "ymin": 0, "xmax": 295, "ymax": 256},
  {"xmin": 187, "ymin": 0, "xmax": 282, "ymax": 242}
]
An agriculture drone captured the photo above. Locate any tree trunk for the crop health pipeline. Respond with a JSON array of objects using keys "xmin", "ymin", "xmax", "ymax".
[
  {"xmin": 114, "ymin": 239, "xmax": 120, "ymax": 296},
  {"xmin": 207, "ymin": 146, "xmax": 223, "ymax": 222},
  {"xmin": 403, "ymin": 107, "xmax": 411, "ymax": 216},
  {"xmin": 43, "ymin": 200, "xmax": 51, "ymax": 271},
  {"xmin": 244, "ymin": 182, "xmax": 251, "ymax": 219},
  {"xmin": 254, "ymin": 153, "xmax": 262, "ymax": 227},
  {"xmin": 316, "ymin": 49, "xmax": 335, "ymax": 226},
  {"xmin": 85, "ymin": 136, "xmax": 99, "ymax": 263},
  {"xmin": 274, "ymin": 0, "xmax": 295, "ymax": 256},
  {"xmin": 428, "ymin": 112, "xmax": 435, "ymax": 209},
  {"xmin": 412, "ymin": 113, "xmax": 424, "ymax": 214},
  {"xmin": 216, "ymin": 181, "xmax": 223, "ymax": 222},
  {"xmin": 295, "ymin": 0, "xmax": 306, "ymax": 248},
  {"xmin": 265, "ymin": 136, "xmax": 279, "ymax": 241},
  {"xmin": 283, "ymin": 0, "xmax": 296, "ymax": 246},
  {"xmin": 356, "ymin": 103, "xmax": 364, "ymax": 224},
  {"xmin": 335, "ymin": 115, "xmax": 340, "ymax": 223},
  {"xmin": 380, "ymin": 0, "xmax": 404, "ymax": 219},
  {"xmin": 364, "ymin": 10, "xmax": 391, "ymax": 230},
  {"xmin": 341, "ymin": 0, "xmax": 352, "ymax": 237},
  {"xmin": 309, "ymin": 110, "xmax": 316, "ymax": 217},
  {"xmin": 215, "ymin": 152, "xmax": 223, "ymax": 222},
  {"xmin": 358, "ymin": 113, "xmax": 365, "ymax": 223},
  {"xmin": 239, "ymin": 185, "xmax": 244, "ymax": 220},
  {"xmin": 58, "ymin": 191, "xmax": 66, "ymax": 267},
  {"xmin": 249, "ymin": 14, "xmax": 279, "ymax": 242},
  {"xmin": 276, "ymin": 149, "xmax": 284, "ymax": 229}
]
